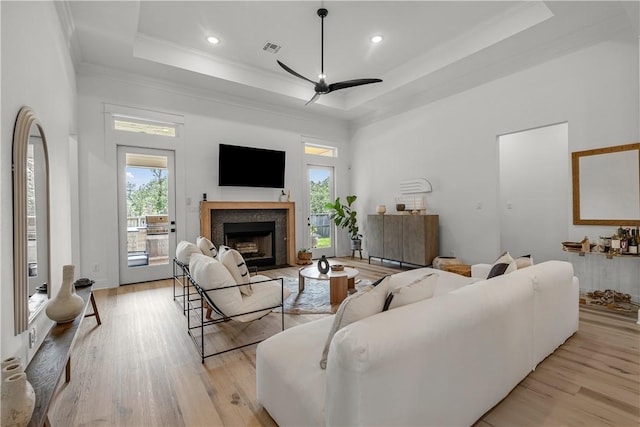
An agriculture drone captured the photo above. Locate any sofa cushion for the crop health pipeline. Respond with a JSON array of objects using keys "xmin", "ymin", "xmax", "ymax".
[
  {"xmin": 516, "ymin": 254, "xmax": 534, "ymax": 269},
  {"xmin": 234, "ymin": 275, "xmax": 291, "ymax": 322},
  {"xmin": 189, "ymin": 253, "xmax": 242, "ymax": 316},
  {"xmin": 487, "ymin": 251, "xmax": 517, "ymax": 279},
  {"xmin": 219, "ymin": 248, "xmax": 253, "ymax": 296},
  {"xmin": 383, "ymin": 272, "xmax": 439, "ymax": 311},
  {"xmin": 176, "ymin": 240, "xmax": 202, "ymax": 265},
  {"xmin": 196, "ymin": 236, "xmax": 218, "ymax": 258},
  {"xmin": 320, "ymin": 276, "xmax": 391, "ymax": 369}
]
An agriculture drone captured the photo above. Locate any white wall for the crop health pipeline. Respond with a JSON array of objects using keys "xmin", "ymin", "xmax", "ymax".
[
  {"xmin": 76, "ymin": 72, "xmax": 350, "ymax": 288},
  {"xmin": 350, "ymin": 35, "xmax": 639, "ymax": 265},
  {"xmin": 499, "ymin": 123, "xmax": 568, "ymax": 263},
  {"xmin": 1, "ymin": 2, "xmax": 77, "ymax": 361}
]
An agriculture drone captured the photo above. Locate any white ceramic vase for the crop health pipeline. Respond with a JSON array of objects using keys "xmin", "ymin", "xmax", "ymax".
[
  {"xmin": 1, "ymin": 357, "xmax": 24, "ymax": 397},
  {"xmin": 1, "ymin": 372, "xmax": 35, "ymax": 427},
  {"xmin": 45, "ymin": 264, "xmax": 84, "ymax": 323}
]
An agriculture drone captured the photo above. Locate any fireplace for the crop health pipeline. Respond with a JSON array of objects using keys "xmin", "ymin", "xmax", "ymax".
[
  {"xmin": 200, "ymin": 201, "xmax": 296, "ymax": 266},
  {"xmin": 224, "ymin": 221, "xmax": 276, "ymax": 268}
]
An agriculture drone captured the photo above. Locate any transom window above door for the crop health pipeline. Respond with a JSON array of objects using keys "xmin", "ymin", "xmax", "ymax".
[{"xmin": 112, "ymin": 115, "xmax": 178, "ymax": 138}]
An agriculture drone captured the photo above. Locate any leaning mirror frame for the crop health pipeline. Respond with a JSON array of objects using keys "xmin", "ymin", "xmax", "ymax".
[
  {"xmin": 13, "ymin": 106, "xmax": 51, "ymax": 335},
  {"xmin": 572, "ymin": 142, "xmax": 640, "ymax": 226}
]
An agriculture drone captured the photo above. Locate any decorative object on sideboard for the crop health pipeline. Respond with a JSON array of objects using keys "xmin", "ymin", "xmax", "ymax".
[
  {"xmin": 395, "ymin": 199, "xmax": 406, "ymax": 212},
  {"xmin": 376, "ymin": 205, "xmax": 386, "ymax": 214},
  {"xmin": 580, "ymin": 236, "xmax": 590, "ymax": 253},
  {"xmin": 398, "ymin": 178, "xmax": 432, "ymax": 214},
  {"xmin": 317, "ymin": 255, "xmax": 330, "ymax": 274},
  {"xmin": 74, "ymin": 277, "xmax": 95, "ymax": 288},
  {"xmin": 45, "ymin": 265, "xmax": 84, "ymax": 324},
  {"xmin": 202, "ymin": 193, "xmax": 207, "ymax": 201},
  {"xmin": 561, "ymin": 241, "xmax": 596, "ymax": 252},
  {"xmin": 1, "ymin": 358, "xmax": 34, "ymax": 427}
]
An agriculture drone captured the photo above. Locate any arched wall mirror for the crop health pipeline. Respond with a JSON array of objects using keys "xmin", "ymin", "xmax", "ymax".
[
  {"xmin": 572, "ymin": 142, "xmax": 640, "ymax": 225},
  {"xmin": 13, "ymin": 106, "xmax": 51, "ymax": 335}
]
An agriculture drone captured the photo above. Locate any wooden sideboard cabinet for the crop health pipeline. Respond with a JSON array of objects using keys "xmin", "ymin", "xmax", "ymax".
[{"xmin": 367, "ymin": 214, "xmax": 439, "ymax": 266}]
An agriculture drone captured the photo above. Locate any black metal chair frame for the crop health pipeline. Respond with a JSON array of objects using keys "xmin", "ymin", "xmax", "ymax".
[
  {"xmin": 173, "ymin": 258, "xmax": 200, "ymax": 315},
  {"xmin": 173, "ymin": 258, "xmax": 285, "ymax": 363}
]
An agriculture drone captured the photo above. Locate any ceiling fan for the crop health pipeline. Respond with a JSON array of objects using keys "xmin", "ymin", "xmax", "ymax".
[{"xmin": 277, "ymin": 8, "xmax": 383, "ymax": 105}]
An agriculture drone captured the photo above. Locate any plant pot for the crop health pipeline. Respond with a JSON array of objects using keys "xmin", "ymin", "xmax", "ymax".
[
  {"xmin": 296, "ymin": 251, "xmax": 313, "ymax": 265},
  {"xmin": 350, "ymin": 239, "xmax": 362, "ymax": 251}
]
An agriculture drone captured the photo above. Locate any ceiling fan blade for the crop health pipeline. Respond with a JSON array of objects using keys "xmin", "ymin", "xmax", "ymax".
[
  {"xmin": 305, "ymin": 92, "xmax": 321, "ymax": 106},
  {"xmin": 277, "ymin": 60, "xmax": 317, "ymax": 86},
  {"xmin": 328, "ymin": 78, "xmax": 383, "ymax": 93}
]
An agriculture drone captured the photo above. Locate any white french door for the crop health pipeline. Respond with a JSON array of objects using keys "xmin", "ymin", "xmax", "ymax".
[
  {"xmin": 305, "ymin": 164, "xmax": 335, "ymax": 258},
  {"xmin": 117, "ymin": 146, "xmax": 176, "ymax": 284}
]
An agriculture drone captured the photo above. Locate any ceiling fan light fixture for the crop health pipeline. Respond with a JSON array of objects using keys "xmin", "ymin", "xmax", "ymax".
[
  {"xmin": 206, "ymin": 35, "xmax": 220, "ymax": 45},
  {"xmin": 318, "ymin": 73, "xmax": 326, "ymax": 80},
  {"xmin": 370, "ymin": 35, "xmax": 383, "ymax": 44}
]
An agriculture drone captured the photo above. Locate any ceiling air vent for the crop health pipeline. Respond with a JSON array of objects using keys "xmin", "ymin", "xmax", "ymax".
[{"xmin": 263, "ymin": 42, "xmax": 281, "ymax": 54}]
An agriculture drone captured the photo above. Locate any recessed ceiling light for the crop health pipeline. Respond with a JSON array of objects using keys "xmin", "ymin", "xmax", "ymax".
[
  {"xmin": 370, "ymin": 35, "xmax": 383, "ymax": 44},
  {"xmin": 206, "ymin": 36, "xmax": 220, "ymax": 45}
]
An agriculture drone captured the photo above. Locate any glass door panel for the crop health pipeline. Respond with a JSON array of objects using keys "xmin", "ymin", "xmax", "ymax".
[
  {"xmin": 307, "ymin": 165, "xmax": 334, "ymax": 258},
  {"xmin": 118, "ymin": 146, "xmax": 176, "ymax": 284}
]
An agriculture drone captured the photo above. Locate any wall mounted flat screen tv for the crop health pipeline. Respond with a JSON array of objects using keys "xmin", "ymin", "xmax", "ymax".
[{"xmin": 218, "ymin": 143, "xmax": 286, "ymax": 188}]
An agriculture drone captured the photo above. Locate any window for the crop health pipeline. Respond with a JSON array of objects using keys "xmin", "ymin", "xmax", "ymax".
[
  {"xmin": 304, "ymin": 143, "xmax": 337, "ymax": 157},
  {"xmin": 112, "ymin": 115, "xmax": 178, "ymax": 137}
]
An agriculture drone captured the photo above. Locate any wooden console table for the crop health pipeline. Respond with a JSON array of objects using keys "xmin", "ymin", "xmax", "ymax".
[{"xmin": 25, "ymin": 286, "xmax": 101, "ymax": 427}]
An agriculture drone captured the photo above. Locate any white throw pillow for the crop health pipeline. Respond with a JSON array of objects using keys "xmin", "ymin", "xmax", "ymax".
[
  {"xmin": 486, "ymin": 251, "xmax": 517, "ymax": 279},
  {"xmin": 196, "ymin": 236, "xmax": 218, "ymax": 258},
  {"xmin": 216, "ymin": 245, "xmax": 231, "ymax": 260},
  {"xmin": 320, "ymin": 276, "xmax": 391, "ymax": 369},
  {"xmin": 176, "ymin": 240, "xmax": 202, "ymax": 265},
  {"xmin": 383, "ymin": 272, "xmax": 439, "ymax": 311},
  {"xmin": 515, "ymin": 254, "xmax": 534, "ymax": 269},
  {"xmin": 219, "ymin": 248, "xmax": 253, "ymax": 296},
  {"xmin": 188, "ymin": 253, "xmax": 243, "ymax": 316}
]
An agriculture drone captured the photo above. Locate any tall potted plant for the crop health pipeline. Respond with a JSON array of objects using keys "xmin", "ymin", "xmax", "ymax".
[{"xmin": 325, "ymin": 195, "xmax": 362, "ymax": 251}]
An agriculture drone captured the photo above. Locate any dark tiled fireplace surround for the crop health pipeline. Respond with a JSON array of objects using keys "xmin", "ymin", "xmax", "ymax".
[{"xmin": 200, "ymin": 201, "xmax": 296, "ymax": 268}]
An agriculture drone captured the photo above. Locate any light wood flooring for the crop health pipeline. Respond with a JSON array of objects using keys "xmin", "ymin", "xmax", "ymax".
[{"xmin": 48, "ymin": 257, "xmax": 640, "ymax": 426}]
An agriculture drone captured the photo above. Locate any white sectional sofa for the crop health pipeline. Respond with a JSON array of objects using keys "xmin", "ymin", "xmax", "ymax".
[{"xmin": 256, "ymin": 260, "xmax": 579, "ymax": 426}]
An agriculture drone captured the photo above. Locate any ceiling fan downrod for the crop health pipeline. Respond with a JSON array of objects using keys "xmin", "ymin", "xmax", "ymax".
[{"xmin": 318, "ymin": 8, "xmax": 327, "ymax": 80}]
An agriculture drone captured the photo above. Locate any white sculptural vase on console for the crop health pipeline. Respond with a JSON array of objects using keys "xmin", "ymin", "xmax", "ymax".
[
  {"xmin": 45, "ymin": 264, "xmax": 84, "ymax": 323},
  {"xmin": 1, "ymin": 357, "xmax": 35, "ymax": 427}
]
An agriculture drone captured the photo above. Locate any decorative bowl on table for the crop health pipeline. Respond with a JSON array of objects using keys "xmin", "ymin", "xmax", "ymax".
[{"xmin": 330, "ymin": 264, "xmax": 344, "ymax": 272}]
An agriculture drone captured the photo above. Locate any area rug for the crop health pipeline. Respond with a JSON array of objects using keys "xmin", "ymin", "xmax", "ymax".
[{"xmin": 276, "ymin": 277, "xmax": 372, "ymax": 314}]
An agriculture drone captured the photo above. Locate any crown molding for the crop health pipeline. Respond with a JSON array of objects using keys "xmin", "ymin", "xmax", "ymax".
[{"xmin": 54, "ymin": 0, "xmax": 82, "ymax": 68}]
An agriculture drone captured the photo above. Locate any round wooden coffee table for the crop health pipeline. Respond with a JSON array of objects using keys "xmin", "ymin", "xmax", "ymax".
[{"xmin": 298, "ymin": 265, "xmax": 359, "ymax": 306}]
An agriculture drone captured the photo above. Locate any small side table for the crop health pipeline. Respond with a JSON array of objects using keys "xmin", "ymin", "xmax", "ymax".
[
  {"xmin": 298, "ymin": 266, "xmax": 359, "ymax": 306},
  {"xmin": 443, "ymin": 264, "xmax": 472, "ymax": 277}
]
